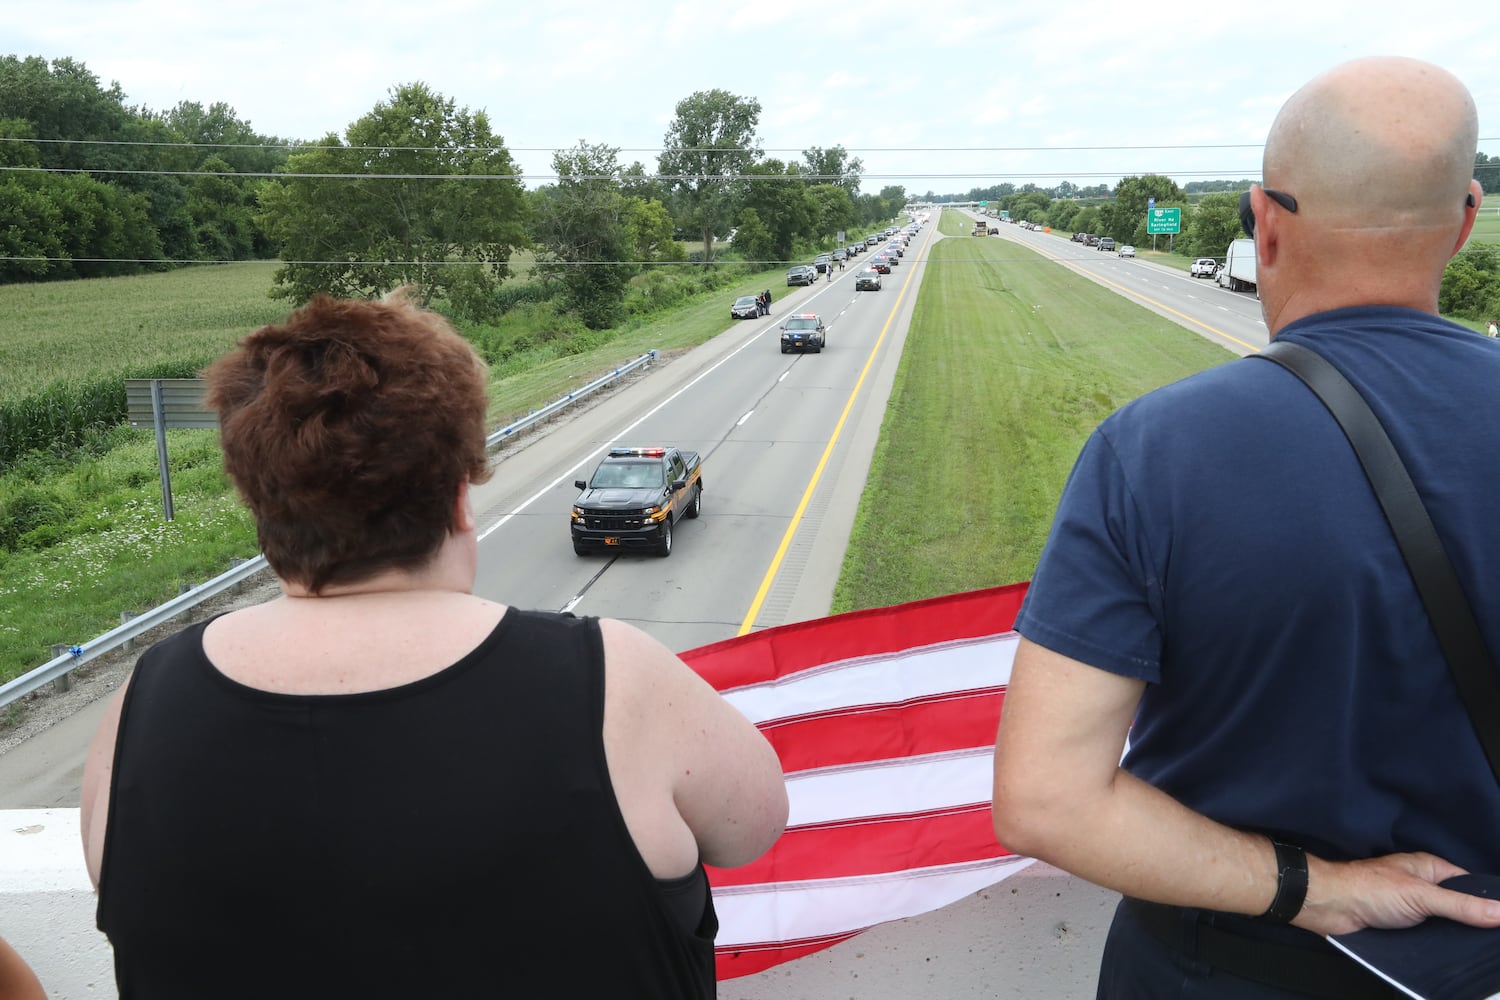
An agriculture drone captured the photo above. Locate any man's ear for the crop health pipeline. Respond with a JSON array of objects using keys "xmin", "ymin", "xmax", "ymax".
[
  {"xmin": 1450, "ymin": 180, "xmax": 1483, "ymax": 259},
  {"xmin": 1252, "ymin": 186, "xmax": 1279, "ymax": 269}
]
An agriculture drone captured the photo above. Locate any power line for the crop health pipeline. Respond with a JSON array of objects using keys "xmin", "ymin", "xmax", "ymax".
[
  {"xmin": 0, "ymin": 164, "xmax": 1267, "ymax": 183},
  {"xmin": 0, "ymin": 136, "xmax": 1274, "ymax": 154}
]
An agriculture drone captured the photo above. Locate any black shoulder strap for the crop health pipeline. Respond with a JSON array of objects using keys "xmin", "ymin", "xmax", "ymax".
[{"xmin": 1254, "ymin": 339, "xmax": 1500, "ymax": 783}]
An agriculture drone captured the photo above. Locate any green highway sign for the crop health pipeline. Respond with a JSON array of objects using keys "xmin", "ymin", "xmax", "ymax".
[
  {"xmin": 978, "ymin": 200, "xmax": 989, "ymax": 207},
  {"xmin": 1147, "ymin": 207, "xmax": 1181, "ymax": 234}
]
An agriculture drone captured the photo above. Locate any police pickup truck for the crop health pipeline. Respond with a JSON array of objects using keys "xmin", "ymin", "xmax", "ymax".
[{"xmin": 570, "ymin": 446, "xmax": 703, "ymax": 557}]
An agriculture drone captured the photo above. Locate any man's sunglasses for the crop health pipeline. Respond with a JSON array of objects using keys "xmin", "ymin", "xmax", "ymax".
[
  {"xmin": 1239, "ymin": 188, "xmax": 1298, "ymax": 239},
  {"xmin": 1240, "ymin": 188, "xmax": 1477, "ymax": 238}
]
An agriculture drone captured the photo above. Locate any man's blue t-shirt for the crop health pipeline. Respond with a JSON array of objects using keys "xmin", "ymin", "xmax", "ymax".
[{"xmin": 1014, "ymin": 306, "xmax": 1500, "ymax": 872}]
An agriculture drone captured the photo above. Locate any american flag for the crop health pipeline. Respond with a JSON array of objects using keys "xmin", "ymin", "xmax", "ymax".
[{"xmin": 680, "ymin": 583, "xmax": 1034, "ymax": 980}]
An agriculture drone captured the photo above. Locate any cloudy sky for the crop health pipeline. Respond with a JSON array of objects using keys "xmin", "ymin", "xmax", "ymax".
[{"xmin": 11, "ymin": 0, "xmax": 1500, "ymax": 195}]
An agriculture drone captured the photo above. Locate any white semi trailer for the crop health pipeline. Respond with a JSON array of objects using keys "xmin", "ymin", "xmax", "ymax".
[{"xmin": 1217, "ymin": 237, "xmax": 1257, "ymax": 292}]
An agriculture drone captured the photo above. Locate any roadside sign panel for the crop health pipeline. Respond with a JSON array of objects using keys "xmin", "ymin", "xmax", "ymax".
[{"xmin": 1147, "ymin": 207, "xmax": 1181, "ymax": 234}]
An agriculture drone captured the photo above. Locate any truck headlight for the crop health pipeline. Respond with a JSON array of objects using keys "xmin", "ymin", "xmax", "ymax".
[{"xmin": 571, "ymin": 507, "xmax": 585, "ymax": 520}]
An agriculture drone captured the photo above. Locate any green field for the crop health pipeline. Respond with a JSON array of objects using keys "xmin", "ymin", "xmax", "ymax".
[
  {"xmin": 0, "ymin": 264, "xmax": 289, "ymax": 400},
  {"xmin": 1469, "ymin": 207, "xmax": 1500, "ymax": 246}
]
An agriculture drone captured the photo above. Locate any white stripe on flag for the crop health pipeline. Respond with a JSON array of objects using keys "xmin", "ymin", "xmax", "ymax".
[
  {"xmin": 713, "ymin": 855, "xmax": 1036, "ymax": 949},
  {"xmin": 786, "ymin": 747, "xmax": 996, "ymax": 827},
  {"xmin": 722, "ymin": 632, "xmax": 1019, "ymax": 725}
]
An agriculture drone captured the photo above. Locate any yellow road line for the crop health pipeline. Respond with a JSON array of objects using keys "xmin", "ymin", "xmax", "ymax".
[{"xmin": 736, "ymin": 238, "xmax": 926, "ymax": 635}]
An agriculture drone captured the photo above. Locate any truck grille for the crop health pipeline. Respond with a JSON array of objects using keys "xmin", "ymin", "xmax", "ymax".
[{"xmin": 579, "ymin": 512, "xmax": 649, "ymax": 531}]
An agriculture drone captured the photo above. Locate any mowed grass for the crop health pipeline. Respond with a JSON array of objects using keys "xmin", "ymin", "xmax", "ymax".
[
  {"xmin": 1469, "ymin": 208, "xmax": 1500, "ymax": 247},
  {"xmin": 832, "ymin": 209, "xmax": 1238, "ymax": 611}
]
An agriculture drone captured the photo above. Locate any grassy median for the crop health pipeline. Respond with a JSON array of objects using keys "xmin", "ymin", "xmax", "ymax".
[{"xmin": 831, "ymin": 211, "xmax": 1238, "ymax": 611}]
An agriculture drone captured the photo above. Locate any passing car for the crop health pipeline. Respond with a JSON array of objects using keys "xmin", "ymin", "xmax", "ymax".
[
  {"xmin": 870, "ymin": 255, "xmax": 891, "ymax": 274},
  {"xmin": 786, "ymin": 265, "xmax": 817, "ymax": 286},
  {"xmin": 1190, "ymin": 258, "xmax": 1219, "ymax": 278},
  {"xmin": 780, "ymin": 313, "xmax": 827, "ymax": 354},
  {"xmin": 855, "ymin": 269, "xmax": 882, "ymax": 291},
  {"xmin": 731, "ymin": 295, "xmax": 761, "ymax": 320},
  {"xmin": 1098, "ymin": 238, "xmax": 1117, "ymax": 251},
  {"xmin": 1118, "ymin": 245, "xmax": 1136, "ymax": 258}
]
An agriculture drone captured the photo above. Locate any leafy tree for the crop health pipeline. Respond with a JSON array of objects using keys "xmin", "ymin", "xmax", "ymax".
[
  {"xmin": 623, "ymin": 197, "xmax": 685, "ymax": 263},
  {"xmin": 876, "ymin": 185, "xmax": 908, "ymax": 222},
  {"xmin": 741, "ymin": 160, "xmax": 816, "ymax": 262},
  {"xmin": 1441, "ymin": 243, "xmax": 1500, "ymax": 318},
  {"xmin": 1476, "ymin": 153, "xmax": 1498, "ymax": 196},
  {"xmin": 803, "ymin": 145, "xmax": 864, "ymax": 195},
  {"xmin": 1047, "ymin": 200, "xmax": 1081, "ymax": 232},
  {"xmin": 1101, "ymin": 175, "xmax": 1185, "ymax": 242},
  {"xmin": 658, "ymin": 89, "xmax": 762, "ymax": 261},
  {"xmin": 1071, "ymin": 205, "xmax": 1103, "ymax": 235},
  {"xmin": 532, "ymin": 141, "xmax": 637, "ymax": 329},
  {"xmin": 1183, "ymin": 192, "xmax": 1240, "ymax": 258},
  {"xmin": 0, "ymin": 118, "xmax": 39, "ymax": 168},
  {"xmin": 0, "ymin": 56, "xmax": 134, "ymax": 172},
  {"xmin": 620, "ymin": 160, "xmax": 669, "ymax": 205},
  {"xmin": 184, "ymin": 155, "xmax": 260, "ymax": 260},
  {"xmin": 256, "ymin": 82, "xmax": 527, "ymax": 305},
  {"xmin": 808, "ymin": 183, "xmax": 856, "ymax": 239},
  {"xmin": 0, "ymin": 176, "xmax": 65, "ymax": 280},
  {"xmin": 162, "ymin": 100, "xmax": 290, "ymax": 176},
  {"xmin": 730, "ymin": 207, "xmax": 775, "ymax": 264}
]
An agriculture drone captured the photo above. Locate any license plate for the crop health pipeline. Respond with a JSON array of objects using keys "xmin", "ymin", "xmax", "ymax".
[{"xmin": 604, "ymin": 537, "xmax": 620, "ymax": 546}]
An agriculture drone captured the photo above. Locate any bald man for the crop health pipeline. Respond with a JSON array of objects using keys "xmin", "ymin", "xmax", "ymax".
[{"xmin": 992, "ymin": 58, "xmax": 1497, "ymax": 999}]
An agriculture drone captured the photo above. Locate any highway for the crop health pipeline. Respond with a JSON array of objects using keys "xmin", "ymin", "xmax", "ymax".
[{"xmin": 463, "ymin": 225, "xmax": 936, "ymax": 652}]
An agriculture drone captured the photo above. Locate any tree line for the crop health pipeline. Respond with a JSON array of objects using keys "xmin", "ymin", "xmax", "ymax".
[
  {"xmin": 4, "ymin": 55, "xmax": 1495, "ymax": 326},
  {"xmin": 0, "ymin": 58, "xmax": 907, "ymax": 329}
]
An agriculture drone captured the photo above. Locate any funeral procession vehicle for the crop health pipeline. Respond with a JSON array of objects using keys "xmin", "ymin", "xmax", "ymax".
[
  {"xmin": 570, "ymin": 446, "xmax": 703, "ymax": 557},
  {"xmin": 780, "ymin": 313, "xmax": 827, "ymax": 353}
]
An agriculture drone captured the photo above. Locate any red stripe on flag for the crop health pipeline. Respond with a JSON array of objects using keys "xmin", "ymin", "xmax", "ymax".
[
  {"xmin": 706, "ymin": 803, "xmax": 1007, "ymax": 887},
  {"xmin": 682, "ymin": 582, "xmax": 1030, "ymax": 691},
  {"xmin": 760, "ymin": 688, "xmax": 1006, "ymax": 774},
  {"xmin": 716, "ymin": 931, "xmax": 864, "ymax": 980}
]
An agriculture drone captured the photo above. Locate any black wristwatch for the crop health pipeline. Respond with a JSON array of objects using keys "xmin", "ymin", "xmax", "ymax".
[{"xmin": 1258, "ymin": 838, "xmax": 1309, "ymax": 923}]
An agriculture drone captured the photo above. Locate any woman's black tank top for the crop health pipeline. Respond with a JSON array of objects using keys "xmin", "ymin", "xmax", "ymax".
[{"xmin": 97, "ymin": 608, "xmax": 717, "ymax": 998}]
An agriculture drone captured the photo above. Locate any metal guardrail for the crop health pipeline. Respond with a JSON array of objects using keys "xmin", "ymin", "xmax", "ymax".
[
  {"xmin": 0, "ymin": 351, "xmax": 659, "ymax": 710},
  {"xmin": 486, "ymin": 350, "xmax": 656, "ymax": 447},
  {"xmin": 0, "ymin": 556, "xmax": 269, "ymax": 707}
]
